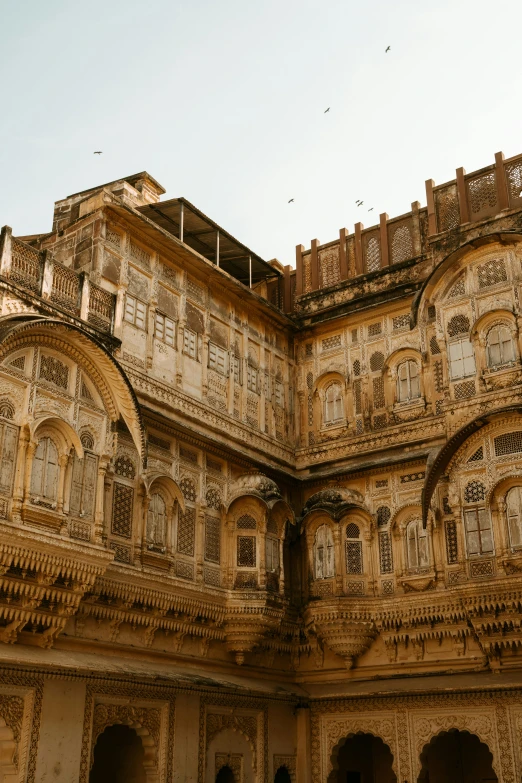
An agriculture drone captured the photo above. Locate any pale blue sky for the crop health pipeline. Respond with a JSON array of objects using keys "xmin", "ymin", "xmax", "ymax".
[{"xmin": 1, "ymin": 0, "xmax": 520, "ymax": 266}]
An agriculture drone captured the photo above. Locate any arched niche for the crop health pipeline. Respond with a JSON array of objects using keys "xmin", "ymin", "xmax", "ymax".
[
  {"xmin": 206, "ymin": 727, "xmax": 255, "ymax": 783},
  {"xmin": 411, "ymin": 234, "xmax": 522, "ymax": 328}
]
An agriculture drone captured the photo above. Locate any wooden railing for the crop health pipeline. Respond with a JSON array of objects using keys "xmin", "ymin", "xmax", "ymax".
[
  {"xmin": 295, "ymin": 150, "xmax": 522, "ymax": 298},
  {"xmin": 0, "ymin": 227, "xmax": 115, "ymax": 334}
]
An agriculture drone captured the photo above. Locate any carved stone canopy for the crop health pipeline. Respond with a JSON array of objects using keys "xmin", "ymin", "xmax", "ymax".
[
  {"xmin": 227, "ymin": 471, "xmax": 282, "ymax": 508},
  {"xmin": 302, "ymin": 487, "xmax": 366, "ymax": 521}
]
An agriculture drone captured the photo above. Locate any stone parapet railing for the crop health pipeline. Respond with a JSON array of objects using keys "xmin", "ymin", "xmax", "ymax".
[
  {"xmin": 295, "ymin": 149, "xmax": 522, "ymax": 300},
  {"xmin": 0, "ymin": 226, "xmax": 115, "ymax": 334}
]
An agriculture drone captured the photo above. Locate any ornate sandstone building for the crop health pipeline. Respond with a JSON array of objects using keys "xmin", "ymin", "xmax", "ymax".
[{"xmin": 1, "ymin": 151, "xmax": 522, "ymax": 782}]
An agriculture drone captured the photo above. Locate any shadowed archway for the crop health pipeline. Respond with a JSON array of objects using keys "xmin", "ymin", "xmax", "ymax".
[
  {"xmin": 329, "ymin": 732, "xmax": 397, "ymax": 783},
  {"xmin": 418, "ymin": 729, "xmax": 498, "ymax": 782},
  {"xmin": 215, "ymin": 765, "xmax": 235, "ymax": 783},
  {"xmin": 89, "ymin": 724, "xmax": 146, "ymax": 783},
  {"xmin": 274, "ymin": 765, "xmax": 292, "ymax": 783}
]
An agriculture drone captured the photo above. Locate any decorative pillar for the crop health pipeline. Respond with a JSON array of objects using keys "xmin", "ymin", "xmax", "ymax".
[
  {"xmin": 0, "ymin": 225, "xmax": 13, "ymax": 277},
  {"xmin": 57, "ymin": 453, "xmax": 69, "ymax": 515},
  {"xmin": 41, "ymin": 250, "xmax": 53, "ymax": 300},
  {"xmin": 295, "ymin": 245, "xmax": 304, "ymax": 297},
  {"xmin": 495, "ymin": 151, "xmax": 510, "ymax": 211},
  {"xmin": 379, "ymin": 213, "xmax": 389, "ymax": 267},
  {"xmin": 425, "ymin": 178, "xmax": 437, "ymax": 236},
  {"xmin": 94, "ymin": 459, "xmax": 109, "ymax": 544},
  {"xmin": 196, "ymin": 507, "xmax": 205, "ymax": 583},
  {"xmin": 456, "ymin": 167, "xmax": 470, "ymax": 224},
  {"xmin": 23, "ymin": 441, "xmax": 37, "ymax": 505},
  {"xmin": 11, "ymin": 426, "xmax": 29, "ymax": 518},
  {"xmin": 339, "ymin": 228, "xmax": 349, "ymax": 280},
  {"xmin": 141, "ymin": 494, "xmax": 151, "ymax": 554}
]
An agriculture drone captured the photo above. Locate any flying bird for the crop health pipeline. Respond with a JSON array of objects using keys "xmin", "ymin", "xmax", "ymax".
[
  {"xmin": 93, "ymin": 151, "xmax": 103, "ymax": 155},
  {"xmin": 288, "ymin": 198, "xmax": 294, "ymax": 203},
  {"xmin": 324, "ymin": 107, "xmax": 330, "ymax": 113},
  {"xmin": 357, "ymin": 201, "xmax": 364, "ymax": 207},
  {"xmin": 385, "ymin": 46, "xmax": 391, "ymax": 53},
  {"xmin": 355, "ymin": 200, "xmax": 362, "ymax": 205},
  {"xmin": 368, "ymin": 207, "xmax": 374, "ymax": 212}
]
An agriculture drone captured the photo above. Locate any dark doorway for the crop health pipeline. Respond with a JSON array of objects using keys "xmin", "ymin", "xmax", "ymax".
[
  {"xmin": 274, "ymin": 765, "xmax": 292, "ymax": 783},
  {"xmin": 89, "ymin": 724, "xmax": 147, "ymax": 783},
  {"xmin": 418, "ymin": 729, "xmax": 497, "ymax": 782},
  {"xmin": 331, "ymin": 733, "xmax": 397, "ymax": 783},
  {"xmin": 216, "ymin": 765, "xmax": 235, "ymax": 783}
]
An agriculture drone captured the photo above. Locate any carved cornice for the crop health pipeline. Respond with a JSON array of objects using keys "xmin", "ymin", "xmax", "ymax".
[
  {"xmin": 297, "ymin": 416, "xmax": 446, "ymax": 466},
  {"xmin": 125, "ymin": 368, "xmax": 295, "ymax": 467}
]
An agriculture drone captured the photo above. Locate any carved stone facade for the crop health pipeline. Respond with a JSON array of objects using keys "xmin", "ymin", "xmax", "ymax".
[{"xmin": 2, "ymin": 154, "xmax": 522, "ymax": 780}]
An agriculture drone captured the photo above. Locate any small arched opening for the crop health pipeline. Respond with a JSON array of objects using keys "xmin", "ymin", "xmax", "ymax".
[
  {"xmin": 274, "ymin": 765, "xmax": 292, "ymax": 783},
  {"xmin": 215, "ymin": 765, "xmax": 235, "ymax": 783},
  {"xmin": 89, "ymin": 724, "xmax": 146, "ymax": 783},
  {"xmin": 329, "ymin": 732, "xmax": 397, "ymax": 783},
  {"xmin": 417, "ymin": 729, "xmax": 498, "ymax": 782}
]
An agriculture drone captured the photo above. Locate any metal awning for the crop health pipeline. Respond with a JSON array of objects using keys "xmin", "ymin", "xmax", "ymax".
[{"xmin": 138, "ymin": 198, "xmax": 280, "ymax": 286}]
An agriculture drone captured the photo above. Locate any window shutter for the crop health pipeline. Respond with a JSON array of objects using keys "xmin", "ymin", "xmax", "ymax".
[
  {"xmin": 69, "ymin": 454, "xmax": 84, "ymax": 516},
  {"xmin": 407, "ymin": 522, "xmax": 418, "ymax": 568},
  {"xmin": 507, "ymin": 487, "xmax": 522, "ymax": 548},
  {"xmin": 44, "ymin": 440, "xmax": 59, "ymax": 501},
  {"xmin": 465, "ymin": 510, "xmax": 481, "ymax": 555},
  {"xmin": 478, "ymin": 508, "xmax": 493, "ymax": 553},
  {"xmin": 410, "ymin": 362, "xmax": 420, "ymax": 399},
  {"xmin": 418, "ymin": 524, "xmax": 429, "ymax": 567},
  {"xmin": 0, "ymin": 423, "xmax": 18, "ymax": 494},
  {"xmin": 31, "ymin": 439, "xmax": 46, "ymax": 496},
  {"xmin": 315, "ymin": 525, "xmax": 325, "ymax": 579},
  {"xmin": 325, "ymin": 527, "xmax": 334, "ymax": 577},
  {"xmin": 82, "ymin": 454, "xmax": 97, "ymax": 518}
]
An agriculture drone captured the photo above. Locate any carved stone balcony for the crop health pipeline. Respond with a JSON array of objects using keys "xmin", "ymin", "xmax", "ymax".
[{"xmin": 0, "ymin": 227, "xmax": 115, "ymax": 336}]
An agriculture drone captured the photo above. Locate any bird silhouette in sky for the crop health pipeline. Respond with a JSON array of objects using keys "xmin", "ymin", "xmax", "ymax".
[
  {"xmin": 385, "ymin": 46, "xmax": 391, "ymax": 53},
  {"xmin": 288, "ymin": 198, "xmax": 294, "ymax": 203},
  {"xmin": 324, "ymin": 107, "xmax": 330, "ymax": 113},
  {"xmin": 368, "ymin": 207, "xmax": 374, "ymax": 212},
  {"xmin": 93, "ymin": 151, "xmax": 103, "ymax": 155},
  {"xmin": 355, "ymin": 200, "xmax": 362, "ymax": 205},
  {"xmin": 357, "ymin": 201, "xmax": 364, "ymax": 207}
]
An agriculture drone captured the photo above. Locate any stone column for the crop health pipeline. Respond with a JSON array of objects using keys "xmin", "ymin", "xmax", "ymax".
[{"xmin": 296, "ymin": 705, "xmax": 312, "ymax": 783}]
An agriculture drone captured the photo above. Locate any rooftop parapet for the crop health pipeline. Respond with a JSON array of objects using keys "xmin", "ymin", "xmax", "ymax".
[
  {"xmin": 295, "ymin": 150, "xmax": 522, "ymax": 301},
  {"xmin": 0, "ymin": 226, "xmax": 115, "ymax": 335}
]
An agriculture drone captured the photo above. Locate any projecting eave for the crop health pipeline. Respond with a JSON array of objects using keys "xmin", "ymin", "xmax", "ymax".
[
  {"xmin": 106, "ymin": 201, "xmax": 295, "ymax": 329},
  {"xmin": 139, "ymin": 197, "xmax": 280, "ymax": 286}
]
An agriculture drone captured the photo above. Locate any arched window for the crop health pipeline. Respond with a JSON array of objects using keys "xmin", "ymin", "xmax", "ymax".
[
  {"xmin": 506, "ymin": 486, "xmax": 522, "ymax": 549},
  {"xmin": 397, "ymin": 360, "xmax": 420, "ymax": 402},
  {"xmin": 324, "ymin": 383, "xmax": 343, "ymax": 424},
  {"xmin": 314, "ymin": 524, "xmax": 334, "ymax": 579},
  {"xmin": 30, "ymin": 437, "xmax": 59, "ymax": 504},
  {"xmin": 487, "ymin": 325, "xmax": 515, "ymax": 368},
  {"xmin": 147, "ymin": 492, "xmax": 167, "ymax": 548},
  {"xmin": 406, "ymin": 519, "xmax": 429, "ymax": 570},
  {"xmin": 345, "ymin": 522, "xmax": 363, "ymax": 574}
]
